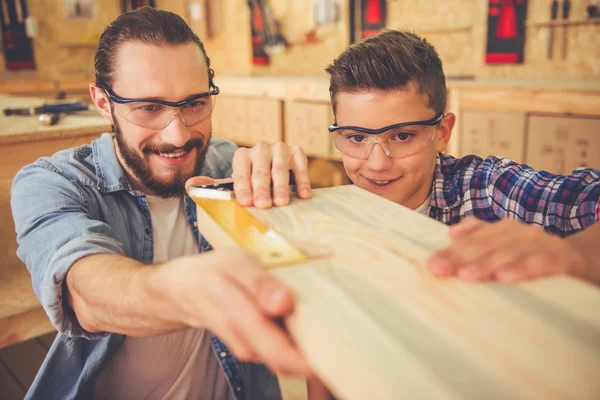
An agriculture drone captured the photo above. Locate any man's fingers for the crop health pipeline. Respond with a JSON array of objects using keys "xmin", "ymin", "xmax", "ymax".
[
  {"xmin": 289, "ymin": 146, "xmax": 312, "ymax": 200},
  {"xmin": 232, "ymin": 147, "xmax": 253, "ymax": 206},
  {"xmin": 271, "ymin": 143, "xmax": 292, "ymax": 207},
  {"xmin": 217, "ymin": 264, "xmax": 309, "ymax": 375},
  {"xmin": 219, "ymin": 251, "xmax": 295, "ymax": 317},
  {"xmin": 250, "ymin": 142, "xmax": 273, "ymax": 209}
]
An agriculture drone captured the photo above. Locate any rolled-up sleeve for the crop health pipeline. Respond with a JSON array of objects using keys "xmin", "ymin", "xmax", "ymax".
[{"xmin": 11, "ymin": 161, "xmax": 125, "ymax": 339}]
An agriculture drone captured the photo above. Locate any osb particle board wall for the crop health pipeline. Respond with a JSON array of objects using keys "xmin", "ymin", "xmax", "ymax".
[
  {"xmin": 0, "ymin": 0, "xmax": 186, "ymax": 81},
  {"xmin": 205, "ymin": 0, "xmax": 599, "ymax": 80},
  {"xmin": 1, "ymin": 0, "xmax": 598, "ymax": 81}
]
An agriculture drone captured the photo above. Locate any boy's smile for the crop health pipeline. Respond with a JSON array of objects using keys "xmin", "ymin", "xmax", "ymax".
[{"xmin": 333, "ymin": 83, "xmax": 455, "ymax": 209}]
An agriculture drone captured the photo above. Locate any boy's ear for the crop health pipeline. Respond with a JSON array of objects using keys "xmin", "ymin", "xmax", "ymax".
[
  {"xmin": 89, "ymin": 83, "xmax": 115, "ymax": 123},
  {"xmin": 435, "ymin": 113, "xmax": 456, "ymax": 152}
]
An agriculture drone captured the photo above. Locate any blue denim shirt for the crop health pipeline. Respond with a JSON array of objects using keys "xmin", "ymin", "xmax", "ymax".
[{"xmin": 11, "ymin": 133, "xmax": 282, "ymax": 400}]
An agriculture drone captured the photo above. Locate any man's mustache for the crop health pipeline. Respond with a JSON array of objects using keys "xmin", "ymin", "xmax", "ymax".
[{"xmin": 142, "ymin": 138, "xmax": 204, "ymax": 155}]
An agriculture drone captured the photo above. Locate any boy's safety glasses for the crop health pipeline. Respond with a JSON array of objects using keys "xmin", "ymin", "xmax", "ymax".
[{"xmin": 329, "ymin": 114, "xmax": 444, "ymax": 160}]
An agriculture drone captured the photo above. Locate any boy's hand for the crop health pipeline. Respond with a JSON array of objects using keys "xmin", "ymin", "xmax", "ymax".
[{"xmin": 426, "ymin": 217, "xmax": 588, "ymax": 282}]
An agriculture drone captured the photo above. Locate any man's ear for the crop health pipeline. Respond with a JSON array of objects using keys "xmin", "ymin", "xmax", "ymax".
[
  {"xmin": 89, "ymin": 83, "xmax": 115, "ymax": 123},
  {"xmin": 435, "ymin": 112, "xmax": 456, "ymax": 152}
]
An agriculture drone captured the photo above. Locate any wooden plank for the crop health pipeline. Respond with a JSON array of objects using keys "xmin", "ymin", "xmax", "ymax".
[
  {"xmin": 195, "ymin": 185, "xmax": 600, "ymax": 399},
  {"xmin": 0, "ymin": 338, "xmax": 47, "ymax": 389},
  {"xmin": 0, "ymin": 80, "xmax": 56, "ymax": 97},
  {"xmin": 458, "ymin": 88, "xmax": 600, "ymax": 117},
  {"xmin": 0, "ymin": 359, "xmax": 25, "ymax": 400},
  {"xmin": 0, "ymin": 308, "xmax": 55, "ymax": 350}
]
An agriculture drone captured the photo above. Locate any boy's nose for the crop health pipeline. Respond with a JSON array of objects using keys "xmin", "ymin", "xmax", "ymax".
[{"xmin": 365, "ymin": 143, "xmax": 393, "ymax": 170}]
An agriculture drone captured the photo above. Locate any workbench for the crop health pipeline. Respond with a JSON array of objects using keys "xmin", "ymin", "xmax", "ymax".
[{"xmin": 0, "ymin": 95, "xmax": 112, "ymax": 349}]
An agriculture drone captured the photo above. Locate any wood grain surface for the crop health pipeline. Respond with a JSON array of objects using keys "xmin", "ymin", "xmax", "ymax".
[{"xmin": 195, "ymin": 185, "xmax": 600, "ymax": 399}]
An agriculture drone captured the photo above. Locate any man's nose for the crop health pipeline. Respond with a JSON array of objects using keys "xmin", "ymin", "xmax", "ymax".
[{"xmin": 160, "ymin": 111, "xmax": 191, "ymax": 148}]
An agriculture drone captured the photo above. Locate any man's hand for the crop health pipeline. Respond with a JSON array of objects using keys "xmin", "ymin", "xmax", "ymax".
[
  {"xmin": 426, "ymin": 217, "xmax": 589, "ymax": 283},
  {"xmin": 232, "ymin": 142, "xmax": 312, "ymax": 209},
  {"xmin": 161, "ymin": 248, "xmax": 311, "ymax": 376}
]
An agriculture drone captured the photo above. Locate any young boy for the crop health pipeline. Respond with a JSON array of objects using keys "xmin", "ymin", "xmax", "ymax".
[
  {"xmin": 324, "ymin": 28, "xmax": 600, "ymax": 286},
  {"xmin": 308, "ymin": 28, "xmax": 600, "ymax": 399}
]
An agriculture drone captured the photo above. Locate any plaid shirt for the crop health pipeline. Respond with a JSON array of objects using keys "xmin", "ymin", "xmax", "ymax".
[{"xmin": 429, "ymin": 153, "xmax": 600, "ymax": 237}]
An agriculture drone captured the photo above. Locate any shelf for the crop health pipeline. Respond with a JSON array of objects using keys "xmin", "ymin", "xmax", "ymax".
[
  {"xmin": 526, "ymin": 19, "xmax": 600, "ymax": 28},
  {"xmin": 405, "ymin": 25, "xmax": 472, "ymax": 35},
  {"xmin": 59, "ymin": 42, "xmax": 97, "ymax": 49}
]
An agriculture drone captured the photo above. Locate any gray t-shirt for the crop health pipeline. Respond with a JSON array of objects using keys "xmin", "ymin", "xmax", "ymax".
[{"xmin": 94, "ymin": 196, "xmax": 235, "ymax": 400}]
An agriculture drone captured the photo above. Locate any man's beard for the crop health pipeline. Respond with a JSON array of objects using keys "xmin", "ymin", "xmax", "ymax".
[{"xmin": 113, "ymin": 118, "xmax": 210, "ymax": 198}]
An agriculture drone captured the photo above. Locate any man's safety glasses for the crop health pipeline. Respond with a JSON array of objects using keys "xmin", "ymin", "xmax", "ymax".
[{"xmin": 98, "ymin": 85, "xmax": 220, "ymax": 130}]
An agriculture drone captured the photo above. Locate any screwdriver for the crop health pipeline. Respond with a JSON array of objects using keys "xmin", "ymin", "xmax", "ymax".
[
  {"xmin": 561, "ymin": 0, "xmax": 571, "ymax": 59},
  {"xmin": 548, "ymin": 0, "xmax": 559, "ymax": 59}
]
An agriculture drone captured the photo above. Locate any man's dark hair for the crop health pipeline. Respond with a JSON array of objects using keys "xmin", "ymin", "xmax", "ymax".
[
  {"xmin": 94, "ymin": 7, "xmax": 214, "ymax": 89},
  {"xmin": 325, "ymin": 29, "xmax": 446, "ymax": 115}
]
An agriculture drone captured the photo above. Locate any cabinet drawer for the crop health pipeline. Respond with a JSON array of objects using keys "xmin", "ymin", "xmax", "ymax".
[
  {"xmin": 246, "ymin": 98, "xmax": 283, "ymax": 146},
  {"xmin": 525, "ymin": 115, "xmax": 600, "ymax": 174},
  {"xmin": 286, "ymin": 101, "xmax": 332, "ymax": 158},
  {"xmin": 460, "ymin": 111, "xmax": 526, "ymax": 162}
]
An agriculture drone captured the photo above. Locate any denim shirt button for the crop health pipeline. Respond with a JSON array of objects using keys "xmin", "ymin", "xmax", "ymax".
[
  {"xmin": 236, "ymin": 387, "xmax": 242, "ymax": 392},
  {"xmin": 220, "ymin": 351, "xmax": 227, "ymax": 358},
  {"xmin": 193, "ymin": 221, "xmax": 198, "ymax": 227}
]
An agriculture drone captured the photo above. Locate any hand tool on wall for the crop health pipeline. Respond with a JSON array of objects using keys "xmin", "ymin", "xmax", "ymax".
[
  {"xmin": 360, "ymin": 0, "xmax": 386, "ymax": 39},
  {"xmin": 3, "ymin": 101, "xmax": 88, "ymax": 116},
  {"xmin": 548, "ymin": 0, "xmax": 559, "ymax": 59},
  {"xmin": 248, "ymin": 0, "xmax": 269, "ymax": 65},
  {"xmin": 588, "ymin": 0, "xmax": 600, "ymax": 18},
  {"xmin": 485, "ymin": 0, "xmax": 529, "ymax": 64},
  {"xmin": 0, "ymin": 0, "xmax": 35, "ymax": 70},
  {"xmin": 38, "ymin": 113, "xmax": 60, "ymax": 126},
  {"xmin": 561, "ymin": 0, "xmax": 571, "ymax": 59}
]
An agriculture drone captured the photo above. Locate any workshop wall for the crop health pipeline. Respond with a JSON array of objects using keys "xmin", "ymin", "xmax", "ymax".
[
  {"xmin": 1, "ymin": 0, "xmax": 598, "ymax": 81},
  {"xmin": 0, "ymin": 0, "xmax": 187, "ymax": 81},
  {"xmin": 205, "ymin": 0, "xmax": 599, "ymax": 79}
]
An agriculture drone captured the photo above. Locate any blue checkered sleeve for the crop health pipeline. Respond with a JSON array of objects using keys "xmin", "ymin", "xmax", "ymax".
[{"xmin": 432, "ymin": 154, "xmax": 600, "ymax": 237}]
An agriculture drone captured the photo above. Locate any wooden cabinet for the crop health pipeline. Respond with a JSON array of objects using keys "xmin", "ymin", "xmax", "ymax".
[
  {"xmin": 286, "ymin": 101, "xmax": 333, "ymax": 158},
  {"xmin": 0, "ymin": 95, "xmax": 110, "ymax": 349},
  {"xmin": 246, "ymin": 98, "xmax": 283, "ymax": 146},
  {"xmin": 457, "ymin": 111, "xmax": 600, "ymax": 174},
  {"xmin": 212, "ymin": 96, "xmax": 283, "ymax": 147},
  {"xmin": 525, "ymin": 115, "xmax": 600, "ymax": 175},
  {"xmin": 212, "ymin": 96, "xmax": 249, "ymax": 145},
  {"xmin": 460, "ymin": 111, "xmax": 526, "ymax": 162}
]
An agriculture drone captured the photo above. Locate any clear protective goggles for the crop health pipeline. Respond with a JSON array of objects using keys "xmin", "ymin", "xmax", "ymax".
[
  {"xmin": 329, "ymin": 114, "xmax": 443, "ymax": 159},
  {"xmin": 98, "ymin": 84, "xmax": 219, "ymax": 130}
]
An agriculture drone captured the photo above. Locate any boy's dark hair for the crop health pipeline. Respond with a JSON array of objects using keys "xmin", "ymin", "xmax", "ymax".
[
  {"xmin": 95, "ymin": 7, "xmax": 213, "ymax": 89},
  {"xmin": 325, "ymin": 29, "xmax": 446, "ymax": 115}
]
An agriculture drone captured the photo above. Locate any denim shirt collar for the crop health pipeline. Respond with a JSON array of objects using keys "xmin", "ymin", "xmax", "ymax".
[{"xmin": 91, "ymin": 133, "xmax": 138, "ymax": 194}]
